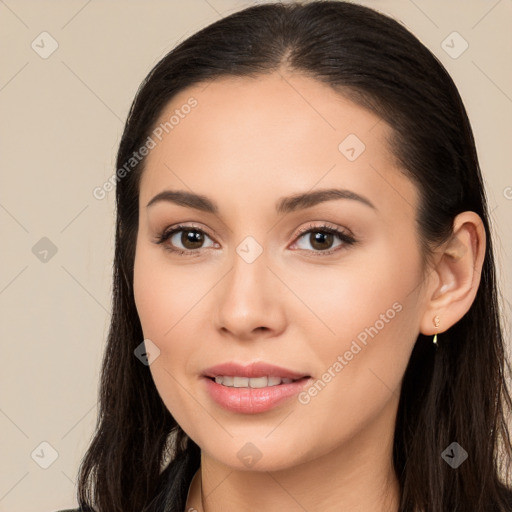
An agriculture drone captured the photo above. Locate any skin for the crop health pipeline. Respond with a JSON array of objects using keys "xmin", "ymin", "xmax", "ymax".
[{"xmin": 133, "ymin": 70, "xmax": 486, "ymax": 512}]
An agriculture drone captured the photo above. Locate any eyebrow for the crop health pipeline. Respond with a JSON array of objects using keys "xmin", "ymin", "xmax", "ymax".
[{"xmin": 146, "ymin": 188, "xmax": 377, "ymax": 214}]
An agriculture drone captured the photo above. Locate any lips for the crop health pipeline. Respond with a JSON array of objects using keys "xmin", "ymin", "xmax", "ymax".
[
  {"xmin": 202, "ymin": 361, "xmax": 310, "ymax": 380},
  {"xmin": 201, "ymin": 362, "xmax": 312, "ymax": 414}
]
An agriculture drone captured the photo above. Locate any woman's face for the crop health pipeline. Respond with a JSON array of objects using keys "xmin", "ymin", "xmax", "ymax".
[{"xmin": 133, "ymin": 71, "xmax": 431, "ymax": 471}]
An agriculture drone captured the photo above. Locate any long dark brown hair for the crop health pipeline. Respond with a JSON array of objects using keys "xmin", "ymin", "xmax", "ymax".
[{"xmin": 76, "ymin": 1, "xmax": 512, "ymax": 511}]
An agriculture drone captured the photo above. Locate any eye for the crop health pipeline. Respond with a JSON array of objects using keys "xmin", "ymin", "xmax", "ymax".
[
  {"xmin": 153, "ymin": 224, "xmax": 217, "ymax": 256},
  {"xmin": 290, "ymin": 223, "xmax": 357, "ymax": 256}
]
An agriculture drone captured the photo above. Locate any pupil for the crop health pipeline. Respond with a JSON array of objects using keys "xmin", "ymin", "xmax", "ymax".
[{"xmin": 183, "ymin": 230, "xmax": 203, "ymax": 249}]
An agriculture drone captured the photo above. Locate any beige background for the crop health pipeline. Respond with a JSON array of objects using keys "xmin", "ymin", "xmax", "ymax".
[{"xmin": 0, "ymin": 0, "xmax": 511, "ymax": 510}]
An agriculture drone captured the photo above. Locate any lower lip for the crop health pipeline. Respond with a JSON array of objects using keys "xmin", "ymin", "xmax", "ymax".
[{"xmin": 203, "ymin": 376, "xmax": 311, "ymax": 414}]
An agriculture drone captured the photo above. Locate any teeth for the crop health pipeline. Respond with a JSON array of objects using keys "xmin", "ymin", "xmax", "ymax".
[
  {"xmin": 213, "ymin": 376, "xmax": 296, "ymax": 388},
  {"xmin": 234, "ymin": 376, "xmax": 249, "ymax": 387},
  {"xmin": 245, "ymin": 376, "xmax": 267, "ymax": 388},
  {"xmin": 219, "ymin": 376, "xmax": 234, "ymax": 386}
]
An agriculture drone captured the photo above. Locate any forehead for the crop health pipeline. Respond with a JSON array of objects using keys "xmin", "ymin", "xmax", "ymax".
[
  {"xmin": 139, "ymin": 72, "xmax": 417, "ymax": 219},
  {"xmin": 148, "ymin": 72, "xmax": 387, "ymax": 157}
]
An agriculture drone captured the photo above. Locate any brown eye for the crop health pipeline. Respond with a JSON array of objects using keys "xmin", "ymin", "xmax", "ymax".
[
  {"xmin": 291, "ymin": 224, "xmax": 356, "ymax": 256},
  {"xmin": 155, "ymin": 225, "xmax": 217, "ymax": 255}
]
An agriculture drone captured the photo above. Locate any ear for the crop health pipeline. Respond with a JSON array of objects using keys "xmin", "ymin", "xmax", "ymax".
[{"xmin": 419, "ymin": 211, "xmax": 486, "ymax": 336}]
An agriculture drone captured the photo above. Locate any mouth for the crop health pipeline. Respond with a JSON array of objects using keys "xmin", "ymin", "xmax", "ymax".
[
  {"xmin": 205, "ymin": 375, "xmax": 310, "ymax": 388},
  {"xmin": 202, "ymin": 368, "xmax": 313, "ymax": 414},
  {"xmin": 202, "ymin": 361, "xmax": 311, "ymax": 385}
]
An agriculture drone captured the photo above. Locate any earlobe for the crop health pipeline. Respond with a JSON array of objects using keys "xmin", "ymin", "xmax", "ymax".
[{"xmin": 419, "ymin": 211, "xmax": 486, "ymax": 336}]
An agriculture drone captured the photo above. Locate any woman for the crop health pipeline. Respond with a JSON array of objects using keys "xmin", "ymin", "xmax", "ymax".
[{"xmin": 58, "ymin": 1, "xmax": 512, "ymax": 511}]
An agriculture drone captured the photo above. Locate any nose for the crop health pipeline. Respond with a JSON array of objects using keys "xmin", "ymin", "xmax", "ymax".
[{"xmin": 214, "ymin": 248, "xmax": 287, "ymax": 342}]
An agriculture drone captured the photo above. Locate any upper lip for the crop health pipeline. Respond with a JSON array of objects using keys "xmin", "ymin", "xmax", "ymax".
[{"xmin": 202, "ymin": 362, "xmax": 310, "ymax": 380}]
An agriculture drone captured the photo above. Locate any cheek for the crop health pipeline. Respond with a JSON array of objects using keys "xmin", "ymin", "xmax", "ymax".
[
  {"xmin": 133, "ymin": 244, "xmax": 202, "ymax": 339},
  {"xmin": 293, "ymin": 241, "xmax": 422, "ymax": 408},
  {"xmin": 294, "ymin": 238, "xmax": 421, "ymax": 350},
  {"xmin": 133, "ymin": 242, "xmax": 215, "ymax": 380}
]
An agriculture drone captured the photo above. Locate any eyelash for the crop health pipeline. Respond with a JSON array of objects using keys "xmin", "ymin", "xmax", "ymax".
[{"xmin": 153, "ymin": 222, "xmax": 357, "ymax": 257}]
